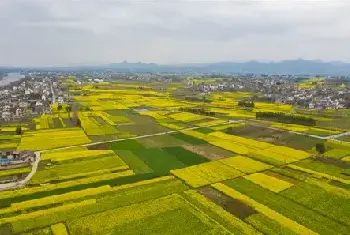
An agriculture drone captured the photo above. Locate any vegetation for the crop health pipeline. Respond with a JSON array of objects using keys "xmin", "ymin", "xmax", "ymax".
[
  {"xmin": 256, "ymin": 112, "xmax": 316, "ymax": 126},
  {"xmin": 0, "ymin": 78, "xmax": 348, "ymax": 234}
]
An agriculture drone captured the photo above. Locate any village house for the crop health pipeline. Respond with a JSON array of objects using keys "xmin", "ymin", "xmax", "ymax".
[{"xmin": 0, "ymin": 151, "xmax": 35, "ymax": 166}]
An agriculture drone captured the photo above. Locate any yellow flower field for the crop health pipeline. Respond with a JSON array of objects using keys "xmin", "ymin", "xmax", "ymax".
[
  {"xmin": 9, "ymin": 186, "xmax": 112, "ymax": 212},
  {"xmin": 51, "ymin": 223, "xmax": 69, "ymax": 235},
  {"xmin": 169, "ymin": 112, "xmax": 208, "ymax": 123},
  {"xmin": 41, "ymin": 149, "xmax": 115, "ymax": 162},
  {"xmin": 266, "ymin": 146, "xmax": 311, "ymax": 160},
  {"xmin": 17, "ymin": 128, "xmax": 91, "ymax": 151},
  {"xmin": 219, "ymin": 156, "xmax": 273, "ymax": 173},
  {"xmin": 244, "ymin": 173, "xmax": 294, "ymax": 193},
  {"xmin": 171, "ymin": 160, "xmax": 244, "ymax": 188},
  {"xmin": 0, "ymin": 199, "xmax": 96, "ymax": 224}
]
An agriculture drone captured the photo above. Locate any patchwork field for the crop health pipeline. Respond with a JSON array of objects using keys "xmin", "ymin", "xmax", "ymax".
[{"xmin": 0, "ymin": 80, "xmax": 349, "ymax": 234}]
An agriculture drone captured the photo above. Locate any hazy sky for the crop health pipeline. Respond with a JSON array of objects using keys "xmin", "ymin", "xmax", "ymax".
[{"xmin": 1, "ymin": 0, "xmax": 350, "ymax": 67}]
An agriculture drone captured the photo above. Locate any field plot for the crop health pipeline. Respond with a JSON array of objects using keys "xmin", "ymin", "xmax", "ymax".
[
  {"xmin": 270, "ymin": 123, "xmax": 341, "ymax": 136},
  {"xmin": 183, "ymin": 144, "xmax": 234, "ymax": 160},
  {"xmin": 223, "ymin": 123, "xmax": 324, "ymax": 151},
  {"xmin": 78, "ymin": 111, "xmax": 119, "ymax": 136},
  {"xmin": 179, "ymin": 130, "xmax": 311, "ymax": 165},
  {"xmin": 17, "ymin": 128, "xmax": 91, "ymax": 151},
  {"xmin": 171, "ymin": 157, "xmax": 245, "ymax": 188},
  {"xmin": 0, "ymin": 135, "xmax": 21, "ymax": 151},
  {"xmin": 30, "ymin": 149, "xmax": 129, "ymax": 184},
  {"xmin": 292, "ymin": 158, "xmax": 350, "ymax": 180},
  {"xmin": 67, "ymin": 194, "xmax": 231, "ymax": 235},
  {"xmin": 136, "ymin": 134, "xmax": 187, "ymax": 148},
  {"xmin": 168, "ymin": 112, "xmax": 208, "ymax": 123},
  {"xmin": 117, "ymin": 111, "xmax": 170, "ymax": 135},
  {"xmin": 221, "ymin": 178, "xmax": 350, "ymax": 235}
]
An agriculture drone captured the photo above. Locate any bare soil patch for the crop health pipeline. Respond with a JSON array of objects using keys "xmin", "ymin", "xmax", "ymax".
[
  {"xmin": 264, "ymin": 171, "xmax": 298, "ymax": 184},
  {"xmin": 183, "ymin": 144, "xmax": 233, "ymax": 160},
  {"xmin": 198, "ymin": 187, "xmax": 257, "ymax": 219},
  {"xmin": 87, "ymin": 143, "xmax": 111, "ymax": 150},
  {"xmin": 314, "ymin": 156, "xmax": 350, "ymax": 169}
]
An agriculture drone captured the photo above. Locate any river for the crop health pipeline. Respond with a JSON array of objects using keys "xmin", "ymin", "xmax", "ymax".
[{"xmin": 0, "ymin": 73, "xmax": 25, "ymax": 87}]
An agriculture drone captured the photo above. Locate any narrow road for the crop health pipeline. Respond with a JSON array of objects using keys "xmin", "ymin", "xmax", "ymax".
[
  {"xmin": 0, "ymin": 152, "xmax": 41, "ymax": 191},
  {"xmin": 50, "ymin": 80, "xmax": 56, "ymax": 104}
]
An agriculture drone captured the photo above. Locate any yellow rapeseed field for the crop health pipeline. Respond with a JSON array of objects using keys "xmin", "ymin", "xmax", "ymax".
[
  {"xmin": 51, "ymin": 223, "xmax": 69, "ymax": 235},
  {"xmin": 244, "ymin": 173, "xmax": 294, "ymax": 193},
  {"xmin": 219, "ymin": 156, "xmax": 273, "ymax": 173},
  {"xmin": 0, "ymin": 199, "xmax": 96, "ymax": 224},
  {"xmin": 17, "ymin": 128, "xmax": 91, "ymax": 151},
  {"xmin": 171, "ymin": 161, "xmax": 243, "ymax": 188},
  {"xmin": 41, "ymin": 149, "xmax": 115, "ymax": 162}
]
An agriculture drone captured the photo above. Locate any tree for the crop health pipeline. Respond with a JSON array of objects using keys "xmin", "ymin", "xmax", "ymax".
[
  {"xmin": 315, "ymin": 143, "xmax": 325, "ymax": 154},
  {"xmin": 76, "ymin": 118, "xmax": 81, "ymax": 127},
  {"xmin": 66, "ymin": 105, "xmax": 72, "ymax": 118},
  {"xmin": 16, "ymin": 126, "xmax": 22, "ymax": 135},
  {"xmin": 57, "ymin": 105, "xmax": 62, "ymax": 111}
]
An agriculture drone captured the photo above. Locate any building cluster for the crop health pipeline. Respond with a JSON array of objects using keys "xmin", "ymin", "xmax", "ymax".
[
  {"xmin": 189, "ymin": 75, "xmax": 350, "ymax": 110},
  {"xmin": 0, "ymin": 151, "xmax": 35, "ymax": 166},
  {"xmin": 0, "ymin": 74, "xmax": 67, "ymax": 122}
]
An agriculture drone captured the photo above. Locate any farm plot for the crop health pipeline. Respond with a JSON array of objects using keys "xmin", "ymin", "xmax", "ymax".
[
  {"xmin": 67, "ymin": 194, "xmax": 230, "ymax": 235},
  {"xmin": 244, "ymin": 173, "xmax": 294, "ymax": 193},
  {"xmin": 292, "ymin": 159, "xmax": 350, "ymax": 180},
  {"xmin": 279, "ymin": 179, "xmax": 350, "ymax": 226},
  {"xmin": 221, "ymin": 178, "xmax": 349, "ymax": 235},
  {"xmin": 78, "ymin": 112, "xmax": 119, "ymax": 136},
  {"xmin": 30, "ymin": 152, "xmax": 128, "ymax": 184},
  {"xmin": 168, "ymin": 112, "xmax": 208, "ymax": 123},
  {"xmin": 0, "ymin": 176, "xmax": 189, "ymax": 234},
  {"xmin": 136, "ymin": 134, "xmax": 187, "ymax": 148},
  {"xmin": 325, "ymin": 149, "xmax": 350, "ymax": 159},
  {"xmin": 183, "ymin": 144, "xmax": 234, "ymax": 160},
  {"xmin": 118, "ymin": 112, "xmax": 170, "ymax": 135},
  {"xmin": 219, "ymin": 156, "xmax": 273, "ymax": 173},
  {"xmin": 17, "ymin": 128, "xmax": 91, "ymax": 151},
  {"xmin": 0, "ymin": 135, "xmax": 21, "ymax": 151},
  {"xmin": 171, "ymin": 158, "xmax": 244, "ymax": 188}
]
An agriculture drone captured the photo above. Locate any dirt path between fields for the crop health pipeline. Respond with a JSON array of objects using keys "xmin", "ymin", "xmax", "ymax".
[{"xmin": 0, "ymin": 152, "xmax": 41, "ymax": 191}]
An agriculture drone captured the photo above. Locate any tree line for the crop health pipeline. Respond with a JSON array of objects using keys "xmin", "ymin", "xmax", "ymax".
[
  {"xmin": 238, "ymin": 100, "xmax": 255, "ymax": 108},
  {"xmin": 179, "ymin": 107, "xmax": 215, "ymax": 116},
  {"xmin": 256, "ymin": 112, "xmax": 316, "ymax": 126}
]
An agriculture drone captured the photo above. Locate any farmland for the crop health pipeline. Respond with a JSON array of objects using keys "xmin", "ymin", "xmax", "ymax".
[{"xmin": 0, "ymin": 79, "xmax": 349, "ymax": 234}]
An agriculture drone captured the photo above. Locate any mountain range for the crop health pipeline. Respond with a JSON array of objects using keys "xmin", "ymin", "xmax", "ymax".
[{"xmin": 2, "ymin": 59, "xmax": 350, "ymax": 75}]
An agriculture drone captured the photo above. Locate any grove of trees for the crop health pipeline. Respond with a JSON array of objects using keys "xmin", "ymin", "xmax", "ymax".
[{"xmin": 256, "ymin": 112, "xmax": 316, "ymax": 126}]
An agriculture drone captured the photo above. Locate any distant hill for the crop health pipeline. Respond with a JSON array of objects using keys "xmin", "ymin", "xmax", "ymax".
[{"xmin": 2, "ymin": 59, "xmax": 350, "ymax": 75}]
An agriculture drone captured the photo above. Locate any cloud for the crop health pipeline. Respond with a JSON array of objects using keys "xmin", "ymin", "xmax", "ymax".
[{"xmin": 0, "ymin": 0, "xmax": 349, "ymax": 66}]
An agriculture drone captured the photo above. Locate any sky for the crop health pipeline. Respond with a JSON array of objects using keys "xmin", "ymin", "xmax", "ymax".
[{"xmin": 0, "ymin": 0, "xmax": 350, "ymax": 67}]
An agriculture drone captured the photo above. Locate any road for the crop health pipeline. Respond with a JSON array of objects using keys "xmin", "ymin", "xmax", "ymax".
[
  {"xmin": 50, "ymin": 80, "xmax": 56, "ymax": 104},
  {"xmin": 0, "ymin": 152, "xmax": 41, "ymax": 191}
]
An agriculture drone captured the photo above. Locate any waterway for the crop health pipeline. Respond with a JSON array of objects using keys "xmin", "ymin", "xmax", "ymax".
[{"xmin": 0, "ymin": 73, "xmax": 25, "ymax": 87}]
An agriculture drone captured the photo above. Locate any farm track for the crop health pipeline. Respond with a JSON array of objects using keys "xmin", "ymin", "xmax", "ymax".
[{"xmin": 0, "ymin": 152, "xmax": 41, "ymax": 191}]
